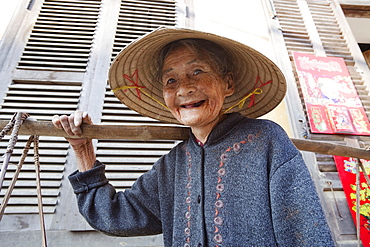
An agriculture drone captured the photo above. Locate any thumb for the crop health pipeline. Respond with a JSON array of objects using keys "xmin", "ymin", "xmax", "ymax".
[{"xmin": 82, "ymin": 111, "xmax": 93, "ymax": 125}]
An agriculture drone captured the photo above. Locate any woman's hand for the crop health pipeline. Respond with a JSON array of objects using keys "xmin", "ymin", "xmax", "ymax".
[
  {"xmin": 52, "ymin": 111, "xmax": 96, "ymax": 172},
  {"xmin": 52, "ymin": 111, "xmax": 92, "ymax": 146}
]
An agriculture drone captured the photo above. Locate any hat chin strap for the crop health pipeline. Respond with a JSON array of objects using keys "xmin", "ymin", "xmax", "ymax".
[
  {"xmin": 113, "ymin": 84, "xmax": 263, "ymax": 117},
  {"xmin": 223, "ymin": 87, "xmax": 263, "ymax": 114},
  {"xmin": 112, "ymin": 85, "xmax": 169, "ymax": 110}
]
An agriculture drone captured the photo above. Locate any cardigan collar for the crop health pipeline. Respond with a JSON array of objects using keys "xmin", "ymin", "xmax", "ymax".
[{"xmin": 188, "ymin": 112, "xmax": 245, "ymax": 148}]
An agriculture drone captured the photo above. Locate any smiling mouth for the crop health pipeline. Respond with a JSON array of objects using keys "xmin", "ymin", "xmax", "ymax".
[{"xmin": 181, "ymin": 100, "xmax": 206, "ymax": 108}]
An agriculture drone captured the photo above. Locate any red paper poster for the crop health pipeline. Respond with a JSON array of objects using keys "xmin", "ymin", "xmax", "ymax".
[
  {"xmin": 306, "ymin": 105, "xmax": 332, "ymax": 133},
  {"xmin": 348, "ymin": 107, "xmax": 370, "ymax": 135},
  {"xmin": 334, "ymin": 156, "xmax": 370, "ymax": 246},
  {"xmin": 326, "ymin": 105, "xmax": 355, "ymax": 134},
  {"xmin": 292, "ymin": 51, "xmax": 370, "ymax": 135}
]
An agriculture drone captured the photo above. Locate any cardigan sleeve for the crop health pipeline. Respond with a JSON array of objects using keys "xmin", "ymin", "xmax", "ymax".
[
  {"xmin": 68, "ymin": 160, "xmax": 163, "ymax": 237},
  {"xmin": 269, "ymin": 153, "xmax": 335, "ymax": 246}
]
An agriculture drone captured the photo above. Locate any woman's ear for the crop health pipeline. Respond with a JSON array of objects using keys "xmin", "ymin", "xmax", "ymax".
[{"xmin": 225, "ymin": 72, "xmax": 235, "ymax": 96}]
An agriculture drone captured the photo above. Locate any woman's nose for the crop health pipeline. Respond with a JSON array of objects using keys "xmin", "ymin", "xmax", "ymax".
[{"xmin": 177, "ymin": 78, "xmax": 196, "ymax": 96}]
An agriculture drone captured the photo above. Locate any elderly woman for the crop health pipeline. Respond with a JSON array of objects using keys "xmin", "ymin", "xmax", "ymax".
[{"xmin": 53, "ymin": 27, "xmax": 334, "ymax": 246}]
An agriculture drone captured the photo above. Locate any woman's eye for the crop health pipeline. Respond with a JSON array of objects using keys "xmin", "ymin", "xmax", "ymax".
[
  {"xmin": 194, "ymin": 69, "xmax": 203, "ymax": 75},
  {"xmin": 166, "ymin": 78, "xmax": 177, "ymax": 85}
]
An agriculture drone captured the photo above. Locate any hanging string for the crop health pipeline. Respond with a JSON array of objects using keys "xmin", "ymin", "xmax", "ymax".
[
  {"xmin": 33, "ymin": 135, "xmax": 47, "ymax": 247},
  {"xmin": 359, "ymin": 144, "xmax": 370, "ymax": 188},
  {"xmin": 326, "ymin": 181, "xmax": 343, "ymax": 220},
  {"xmin": 355, "ymin": 159, "xmax": 361, "ymax": 247}
]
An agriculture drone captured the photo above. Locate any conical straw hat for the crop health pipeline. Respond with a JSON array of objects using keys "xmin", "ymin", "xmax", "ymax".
[{"xmin": 109, "ymin": 27, "xmax": 286, "ymax": 124}]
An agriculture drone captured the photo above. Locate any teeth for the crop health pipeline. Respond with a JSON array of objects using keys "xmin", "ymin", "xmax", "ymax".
[{"xmin": 181, "ymin": 100, "xmax": 205, "ymax": 108}]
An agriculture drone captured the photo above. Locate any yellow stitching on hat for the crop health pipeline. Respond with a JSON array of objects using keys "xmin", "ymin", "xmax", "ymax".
[
  {"xmin": 112, "ymin": 86, "xmax": 169, "ymax": 110},
  {"xmin": 223, "ymin": 88, "xmax": 263, "ymax": 114},
  {"xmin": 112, "ymin": 85, "xmax": 140, "ymax": 91}
]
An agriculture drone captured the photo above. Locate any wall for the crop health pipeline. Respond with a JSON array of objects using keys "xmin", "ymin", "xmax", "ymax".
[
  {"xmin": 0, "ymin": 0, "xmax": 22, "ymax": 40},
  {"xmin": 347, "ymin": 18, "xmax": 370, "ymax": 43},
  {"xmin": 192, "ymin": 0, "xmax": 294, "ymax": 135}
]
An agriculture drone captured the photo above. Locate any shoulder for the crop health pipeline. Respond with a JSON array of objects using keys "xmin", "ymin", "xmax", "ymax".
[
  {"xmin": 237, "ymin": 116, "xmax": 288, "ymax": 137},
  {"xmin": 237, "ymin": 117, "xmax": 298, "ymax": 154},
  {"xmin": 153, "ymin": 140, "xmax": 188, "ymax": 169}
]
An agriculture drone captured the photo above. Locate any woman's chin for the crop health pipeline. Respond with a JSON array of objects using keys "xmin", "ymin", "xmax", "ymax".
[
  {"xmin": 172, "ymin": 107, "xmax": 221, "ymax": 127},
  {"xmin": 177, "ymin": 115, "xmax": 220, "ymax": 129},
  {"xmin": 176, "ymin": 115, "xmax": 204, "ymax": 127}
]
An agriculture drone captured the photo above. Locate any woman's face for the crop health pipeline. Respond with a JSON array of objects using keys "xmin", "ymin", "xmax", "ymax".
[{"xmin": 162, "ymin": 46, "xmax": 234, "ymax": 128}]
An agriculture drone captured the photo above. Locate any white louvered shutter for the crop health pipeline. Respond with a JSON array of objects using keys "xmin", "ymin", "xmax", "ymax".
[
  {"xmin": 0, "ymin": 0, "xmax": 101, "ymax": 222},
  {"xmin": 0, "ymin": 0, "xmax": 179, "ymax": 236},
  {"xmin": 98, "ymin": 0, "xmax": 177, "ymax": 192}
]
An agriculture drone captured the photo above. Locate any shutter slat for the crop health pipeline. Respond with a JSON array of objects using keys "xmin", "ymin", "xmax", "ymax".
[
  {"xmin": 2, "ymin": 206, "xmax": 55, "ymax": 214},
  {"xmin": 0, "ymin": 189, "xmax": 60, "ymax": 197},
  {"xmin": 6, "ymin": 90, "xmax": 80, "ymax": 97}
]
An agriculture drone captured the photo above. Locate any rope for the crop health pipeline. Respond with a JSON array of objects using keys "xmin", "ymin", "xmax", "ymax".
[
  {"xmin": 0, "ymin": 136, "xmax": 34, "ymax": 219},
  {"xmin": 0, "ymin": 113, "xmax": 16, "ymax": 140},
  {"xmin": 0, "ymin": 112, "xmax": 47, "ymax": 247},
  {"xmin": 356, "ymin": 159, "xmax": 361, "ymax": 247},
  {"xmin": 0, "ymin": 112, "xmax": 29, "ymax": 192},
  {"xmin": 353, "ymin": 144, "xmax": 370, "ymax": 246},
  {"xmin": 327, "ymin": 181, "xmax": 343, "ymax": 220},
  {"xmin": 33, "ymin": 135, "xmax": 47, "ymax": 247}
]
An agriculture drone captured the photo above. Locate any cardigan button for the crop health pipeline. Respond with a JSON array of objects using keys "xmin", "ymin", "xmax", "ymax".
[{"xmin": 197, "ymin": 195, "xmax": 201, "ymax": 203}]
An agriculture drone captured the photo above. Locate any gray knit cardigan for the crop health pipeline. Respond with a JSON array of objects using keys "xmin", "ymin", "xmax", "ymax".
[{"xmin": 69, "ymin": 113, "xmax": 335, "ymax": 247}]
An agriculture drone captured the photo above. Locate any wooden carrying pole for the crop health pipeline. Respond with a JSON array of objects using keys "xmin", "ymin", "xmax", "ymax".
[{"xmin": 1, "ymin": 119, "xmax": 370, "ymax": 160}]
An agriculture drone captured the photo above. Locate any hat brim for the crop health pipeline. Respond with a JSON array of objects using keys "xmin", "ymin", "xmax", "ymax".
[{"xmin": 109, "ymin": 27, "xmax": 286, "ymax": 124}]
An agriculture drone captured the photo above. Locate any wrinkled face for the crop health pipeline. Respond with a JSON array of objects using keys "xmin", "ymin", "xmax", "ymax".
[{"xmin": 162, "ymin": 47, "xmax": 234, "ymax": 128}]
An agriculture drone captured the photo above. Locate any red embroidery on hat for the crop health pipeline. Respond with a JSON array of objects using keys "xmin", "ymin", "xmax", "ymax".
[
  {"xmin": 123, "ymin": 69, "xmax": 146, "ymax": 100},
  {"xmin": 248, "ymin": 76, "xmax": 273, "ymax": 108}
]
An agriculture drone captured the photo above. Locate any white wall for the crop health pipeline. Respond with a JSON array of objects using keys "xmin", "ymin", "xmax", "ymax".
[
  {"xmin": 193, "ymin": 0, "xmax": 273, "ymax": 59},
  {"xmin": 338, "ymin": 0, "xmax": 370, "ymax": 5},
  {"xmin": 192, "ymin": 0, "xmax": 293, "ymax": 134},
  {"xmin": 346, "ymin": 17, "xmax": 370, "ymax": 44},
  {"xmin": 0, "ymin": 0, "xmax": 22, "ymax": 41}
]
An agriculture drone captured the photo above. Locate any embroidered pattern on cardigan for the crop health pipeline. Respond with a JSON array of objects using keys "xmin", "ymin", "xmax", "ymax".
[
  {"xmin": 184, "ymin": 150, "xmax": 192, "ymax": 247},
  {"xmin": 183, "ymin": 132, "xmax": 260, "ymax": 247},
  {"xmin": 213, "ymin": 133, "xmax": 260, "ymax": 246}
]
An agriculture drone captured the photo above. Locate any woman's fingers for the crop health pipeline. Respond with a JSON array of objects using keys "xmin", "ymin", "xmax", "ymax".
[
  {"xmin": 59, "ymin": 114, "xmax": 75, "ymax": 136},
  {"xmin": 52, "ymin": 111, "xmax": 92, "ymax": 137},
  {"xmin": 52, "ymin": 115, "xmax": 63, "ymax": 129},
  {"xmin": 68, "ymin": 112, "xmax": 82, "ymax": 136},
  {"xmin": 82, "ymin": 111, "xmax": 93, "ymax": 125}
]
